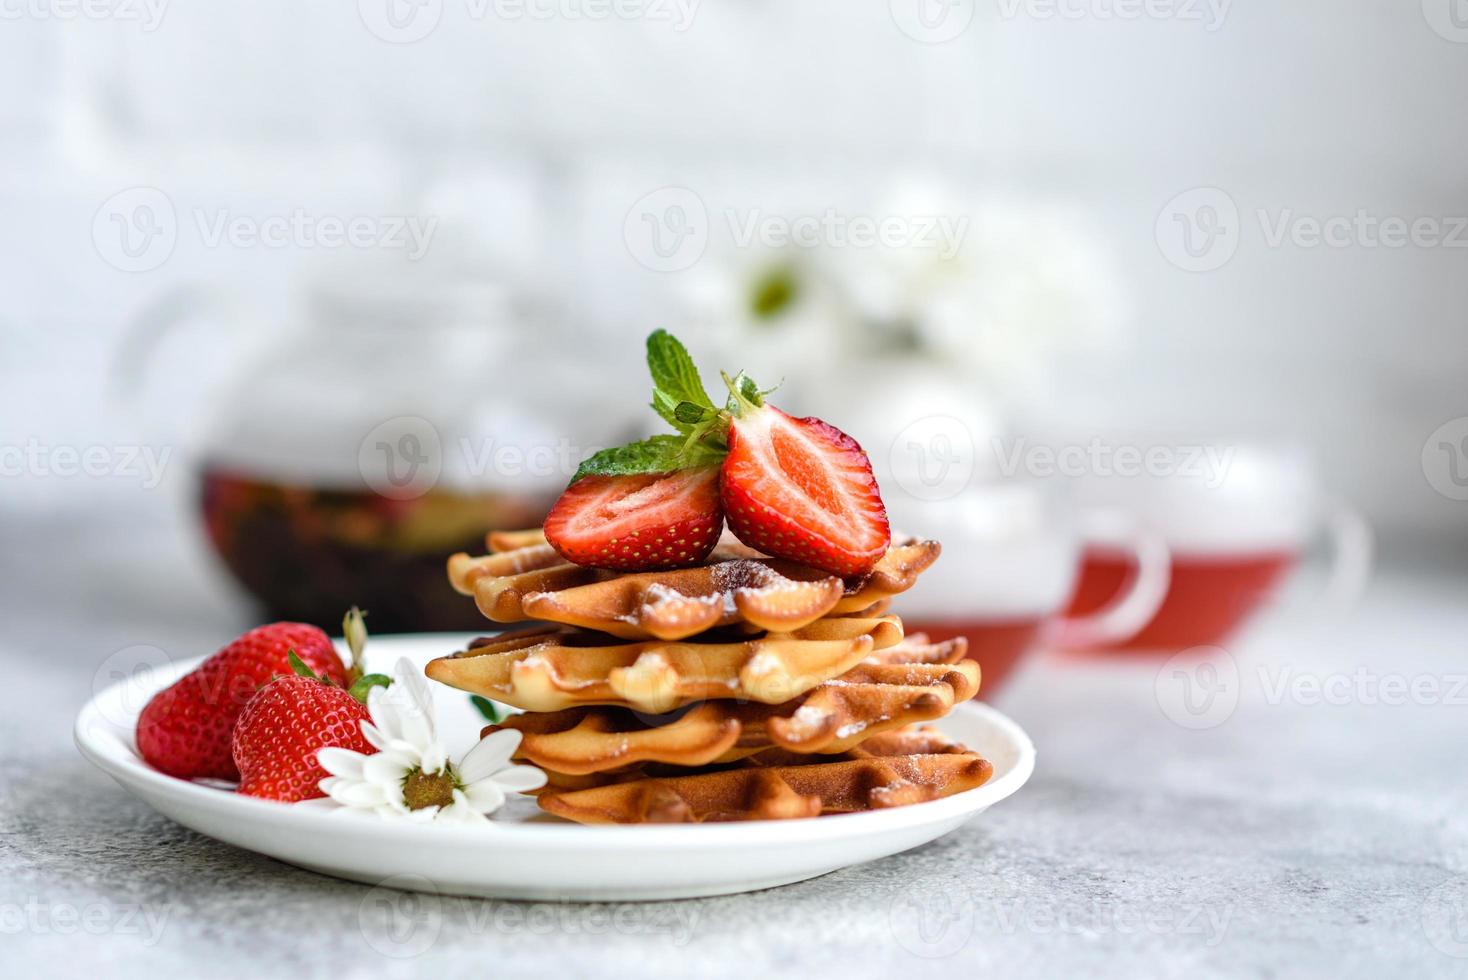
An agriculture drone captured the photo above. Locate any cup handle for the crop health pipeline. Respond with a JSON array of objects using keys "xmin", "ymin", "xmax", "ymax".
[
  {"xmin": 1049, "ymin": 509, "xmax": 1171, "ymax": 650},
  {"xmin": 1272, "ymin": 496, "xmax": 1373, "ymax": 618}
]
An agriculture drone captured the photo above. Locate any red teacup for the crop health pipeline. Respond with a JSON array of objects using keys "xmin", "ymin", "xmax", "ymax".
[
  {"xmin": 1065, "ymin": 547, "xmax": 1297, "ymax": 651},
  {"xmin": 1054, "ymin": 442, "xmax": 1370, "ymax": 653},
  {"xmin": 883, "ymin": 485, "xmax": 1169, "ymax": 698}
]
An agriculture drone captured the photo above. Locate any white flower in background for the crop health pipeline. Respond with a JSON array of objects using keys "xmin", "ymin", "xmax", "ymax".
[
  {"xmin": 317, "ymin": 657, "xmax": 545, "ymax": 822},
  {"xmin": 830, "ymin": 181, "xmax": 1132, "ymax": 398},
  {"xmin": 673, "ymin": 178, "xmax": 1127, "ymax": 403}
]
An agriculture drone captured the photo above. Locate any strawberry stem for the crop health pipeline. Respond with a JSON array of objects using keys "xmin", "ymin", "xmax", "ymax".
[{"xmin": 721, "ymin": 370, "xmax": 764, "ymax": 418}]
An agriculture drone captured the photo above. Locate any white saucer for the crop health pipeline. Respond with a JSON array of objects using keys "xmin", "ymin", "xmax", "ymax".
[{"xmin": 75, "ymin": 633, "xmax": 1036, "ymax": 901}]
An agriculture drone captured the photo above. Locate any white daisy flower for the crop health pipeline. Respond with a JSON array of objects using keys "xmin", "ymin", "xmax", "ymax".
[{"xmin": 316, "ymin": 657, "xmax": 545, "ymax": 822}]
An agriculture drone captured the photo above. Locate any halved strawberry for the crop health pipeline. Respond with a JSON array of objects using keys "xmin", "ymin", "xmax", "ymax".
[
  {"xmin": 721, "ymin": 404, "xmax": 890, "ymax": 577},
  {"xmin": 543, "ymin": 467, "xmax": 723, "ymax": 571}
]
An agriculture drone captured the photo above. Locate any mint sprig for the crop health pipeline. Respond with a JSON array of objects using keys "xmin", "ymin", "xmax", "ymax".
[
  {"xmin": 647, "ymin": 329, "xmax": 718, "ymax": 434},
  {"xmin": 568, "ymin": 331, "xmax": 770, "ymax": 482}
]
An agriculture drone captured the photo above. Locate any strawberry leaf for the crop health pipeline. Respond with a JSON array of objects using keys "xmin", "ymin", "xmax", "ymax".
[
  {"xmin": 721, "ymin": 370, "xmax": 767, "ymax": 417},
  {"xmin": 286, "ymin": 650, "xmax": 319, "ymax": 680},
  {"xmin": 347, "ymin": 673, "xmax": 392, "ymax": 704},
  {"xmin": 647, "ymin": 330, "xmax": 716, "ymax": 433}
]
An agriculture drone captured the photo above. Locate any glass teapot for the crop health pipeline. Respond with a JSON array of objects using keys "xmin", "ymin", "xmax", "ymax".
[{"xmin": 119, "ymin": 257, "xmax": 630, "ymax": 632}]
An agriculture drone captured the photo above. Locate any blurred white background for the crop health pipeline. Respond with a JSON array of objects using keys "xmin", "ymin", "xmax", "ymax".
[{"xmin": 2, "ymin": 0, "xmax": 1465, "ymax": 593}]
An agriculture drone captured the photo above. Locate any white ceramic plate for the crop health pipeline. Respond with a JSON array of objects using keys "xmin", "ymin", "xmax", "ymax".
[{"xmin": 75, "ymin": 633, "xmax": 1036, "ymax": 901}]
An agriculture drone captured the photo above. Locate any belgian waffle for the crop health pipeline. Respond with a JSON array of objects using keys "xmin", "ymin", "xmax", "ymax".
[
  {"xmin": 537, "ymin": 751, "xmax": 994, "ymax": 823},
  {"xmin": 424, "ymin": 616, "xmax": 904, "ymax": 713},
  {"xmin": 447, "ymin": 530, "xmax": 940, "ymax": 641},
  {"xmin": 484, "ymin": 640, "xmax": 980, "ymax": 773}
]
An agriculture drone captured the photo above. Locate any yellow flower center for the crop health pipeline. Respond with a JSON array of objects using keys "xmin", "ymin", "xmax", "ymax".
[{"xmin": 402, "ymin": 768, "xmax": 456, "ymax": 811}]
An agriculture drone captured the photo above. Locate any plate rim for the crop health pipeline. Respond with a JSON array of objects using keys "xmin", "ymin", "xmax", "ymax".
[{"xmin": 75, "ymin": 633, "xmax": 1037, "ymax": 849}]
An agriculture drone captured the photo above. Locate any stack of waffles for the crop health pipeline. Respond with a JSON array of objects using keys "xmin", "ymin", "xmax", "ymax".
[{"xmin": 426, "ymin": 529, "xmax": 993, "ymax": 823}]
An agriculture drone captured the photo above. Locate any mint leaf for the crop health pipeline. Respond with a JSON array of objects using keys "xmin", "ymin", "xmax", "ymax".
[
  {"xmin": 674, "ymin": 401, "xmax": 714, "ymax": 425},
  {"xmin": 647, "ymin": 330, "xmax": 716, "ymax": 432},
  {"xmin": 572, "ymin": 434, "xmax": 725, "ymax": 482}
]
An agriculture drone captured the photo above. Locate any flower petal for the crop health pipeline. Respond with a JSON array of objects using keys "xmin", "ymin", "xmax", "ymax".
[
  {"xmin": 317, "ymin": 747, "xmax": 367, "ymax": 779},
  {"xmin": 458, "ymin": 729, "xmax": 521, "ymax": 783},
  {"xmin": 362, "ymin": 752, "xmax": 413, "ymax": 790},
  {"xmin": 394, "ymin": 705, "xmax": 434, "ymax": 755},
  {"xmin": 494, "ymin": 764, "xmax": 548, "ymax": 794},
  {"xmin": 393, "ymin": 657, "xmax": 437, "ymax": 724},
  {"xmin": 421, "ymin": 741, "xmax": 447, "ymax": 777},
  {"xmin": 462, "ymin": 778, "xmax": 506, "ymax": 814},
  {"xmin": 326, "ymin": 778, "xmax": 389, "ymax": 808},
  {"xmin": 360, "ymin": 721, "xmax": 390, "ymax": 752},
  {"xmin": 443, "ymin": 789, "xmax": 489, "ymax": 823}
]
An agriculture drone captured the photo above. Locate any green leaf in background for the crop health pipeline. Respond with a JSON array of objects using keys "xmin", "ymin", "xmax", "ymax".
[
  {"xmin": 647, "ymin": 329, "xmax": 716, "ymax": 432},
  {"xmin": 470, "ymin": 695, "xmax": 505, "ymax": 724},
  {"xmin": 572, "ymin": 434, "xmax": 725, "ymax": 482}
]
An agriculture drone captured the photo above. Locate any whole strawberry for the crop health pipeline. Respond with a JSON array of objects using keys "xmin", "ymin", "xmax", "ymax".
[
  {"xmin": 232, "ymin": 661, "xmax": 376, "ymax": 802},
  {"xmin": 137, "ymin": 623, "xmax": 347, "ymax": 780}
]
